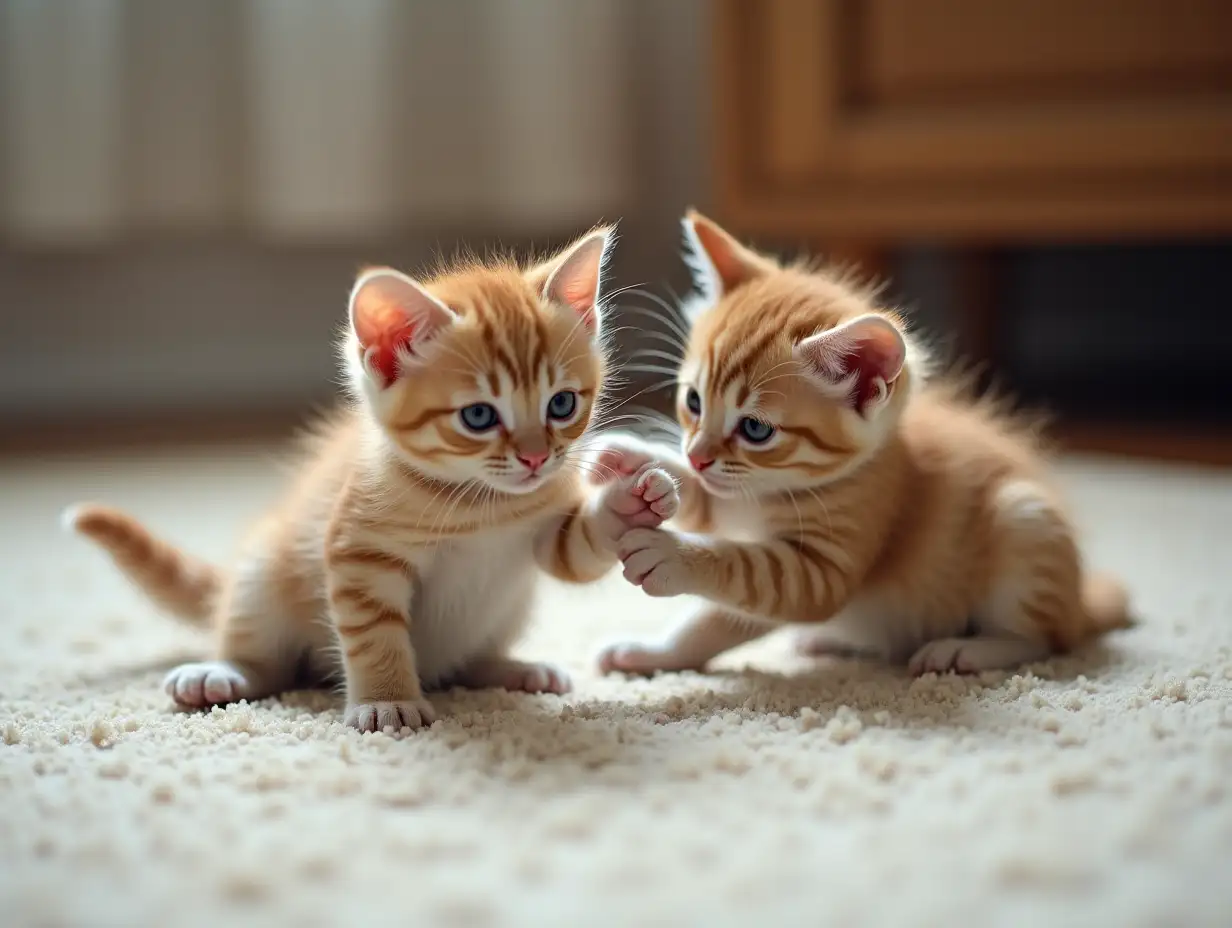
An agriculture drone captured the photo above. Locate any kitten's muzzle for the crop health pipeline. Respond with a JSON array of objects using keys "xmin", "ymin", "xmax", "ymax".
[
  {"xmin": 688, "ymin": 451, "xmax": 715, "ymax": 472},
  {"xmin": 515, "ymin": 449, "xmax": 549, "ymax": 474}
]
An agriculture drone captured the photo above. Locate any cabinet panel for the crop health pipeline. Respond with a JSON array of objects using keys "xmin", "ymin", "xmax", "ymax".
[
  {"xmin": 857, "ymin": 0, "xmax": 1232, "ymax": 105},
  {"xmin": 718, "ymin": 0, "xmax": 1232, "ymax": 238}
]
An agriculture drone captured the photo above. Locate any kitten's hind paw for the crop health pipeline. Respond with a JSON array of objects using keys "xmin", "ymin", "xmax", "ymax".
[
  {"xmin": 164, "ymin": 660, "xmax": 259, "ymax": 708},
  {"xmin": 454, "ymin": 658, "xmax": 572, "ymax": 695},
  {"xmin": 345, "ymin": 698, "xmax": 437, "ymax": 734},
  {"xmin": 907, "ymin": 637, "xmax": 1049, "ymax": 676},
  {"xmin": 794, "ymin": 629, "xmax": 877, "ymax": 661},
  {"xmin": 596, "ymin": 641, "xmax": 703, "ymax": 676}
]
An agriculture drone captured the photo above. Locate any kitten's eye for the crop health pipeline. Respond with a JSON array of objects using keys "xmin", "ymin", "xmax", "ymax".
[
  {"xmin": 738, "ymin": 417, "xmax": 774, "ymax": 444},
  {"xmin": 547, "ymin": 390, "xmax": 578, "ymax": 421},
  {"xmin": 685, "ymin": 388, "xmax": 702, "ymax": 415},
  {"xmin": 460, "ymin": 403, "xmax": 500, "ymax": 432}
]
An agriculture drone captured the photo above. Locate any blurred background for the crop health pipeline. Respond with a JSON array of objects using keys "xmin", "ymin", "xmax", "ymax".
[{"xmin": 1, "ymin": 0, "xmax": 1230, "ymax": 463}]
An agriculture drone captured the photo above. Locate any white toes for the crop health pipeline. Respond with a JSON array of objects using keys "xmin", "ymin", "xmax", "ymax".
[
  {"xmin": 458, "ymin": 660, "xmax": 573, "ymax": 695},
  {"xmin": 163, "ymin": 661, "xmax": 253, "ymax": 708},
  {"xmin": 345, "ymin": 699, "xmax": 437, "ymax": 734},
  {"xmin": 907, "ymin": 639, "xmax": 967, "ymax": 676},
  {"xmin": 908, "ymin": 637, "xmax": 1051, "ymax": 676},
  {"xmin": 596, "ymin": 642, "xmax": 698, "ymax": 676},
  {"xmin": 637, "ymin": 468, "xmax": 680, "ymax": 521},
  {"xmin": 518, "ymin": 663, "xmax": 572, "ymax": 695}
]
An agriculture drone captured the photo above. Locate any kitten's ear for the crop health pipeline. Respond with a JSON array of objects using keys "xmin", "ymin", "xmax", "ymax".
[
  {"xmin": 682, "ymin": 209, "xmax": 774, "ymax": 306},
  {"xmin": 529, "ymin": 225, "xmax": 615, "ymax": 336},
  {"xmin": 349, "ymin": 268, "xmax": 456, "ymax": 387},
  {"xmin": 794, "ymin": 314, "xmax": 906, "ymax": 415}
]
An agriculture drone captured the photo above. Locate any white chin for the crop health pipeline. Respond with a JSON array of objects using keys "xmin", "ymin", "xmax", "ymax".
[{"xmin": 492, "ymin": 475, "xmax": 547, "ymax": 495}]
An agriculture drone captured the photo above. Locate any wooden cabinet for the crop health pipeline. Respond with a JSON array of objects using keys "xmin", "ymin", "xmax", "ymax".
[
  {"xmin": 714, "ymin": 0, "xmax": 1232, "ymax": 462},
  {"xmin": 716, "ymin": 0, "xmax": 1232, "ymax": 241}
]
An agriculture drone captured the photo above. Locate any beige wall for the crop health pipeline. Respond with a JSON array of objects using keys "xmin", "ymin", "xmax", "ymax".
[{"xmin": 0, "ymin": 0, "xmax": 710, "ymax": 426}]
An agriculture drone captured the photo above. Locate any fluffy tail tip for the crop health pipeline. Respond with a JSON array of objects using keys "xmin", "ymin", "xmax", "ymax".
[
  {"xmin": 1084, "ymin": 571, "xmax": 1134, "ymax": 634},
  {"xmin": 61, "ymin": 503, "xmax": 87, "ymax": 534}
]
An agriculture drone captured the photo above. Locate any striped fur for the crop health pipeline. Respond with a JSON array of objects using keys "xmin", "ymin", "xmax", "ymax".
[
  {"xmin": 596, "ymin": 212, "xmax": 1130, "ymax": 678},
  {"xmin": 67, "ymin": 228, "xmax": 680, "ymax": 733}
]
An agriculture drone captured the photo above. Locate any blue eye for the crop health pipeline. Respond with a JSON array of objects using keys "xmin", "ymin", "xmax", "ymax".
[
  {"xmin": 738, "ymin": 417, "xmax": 774, "ymax": 444},
  {"xmin": 547, "ymin": 390, "xmax": 578, "ymax": 421},
  {"xmin": 460, "ymin": 403, "xmax": 500, "ymax": 432},
  {"xmin": 685, "ymin": 388, "xmax": 702, "ymax": 415}
]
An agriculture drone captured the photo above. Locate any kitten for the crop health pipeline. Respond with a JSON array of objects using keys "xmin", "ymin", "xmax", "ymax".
[
  {"xmin": 592, "ymin": 211, "xmax": 1129, "ymax": 677},
  {"xmin": 65, "ymin": 228, "xmax": 680, "ymax": 732}
]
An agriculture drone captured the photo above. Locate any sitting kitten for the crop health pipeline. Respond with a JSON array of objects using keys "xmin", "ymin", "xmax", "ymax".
[
  {"xmin": 593, "ymin": 211, "xmax": 1129, "ymax": 677},
  {"xmin": 66, "ymin": 227, "xmax": 679, "ymax": 732}
]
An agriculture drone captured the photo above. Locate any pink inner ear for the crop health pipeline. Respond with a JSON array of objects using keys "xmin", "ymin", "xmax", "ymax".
[
  {"xmin": 799, "ymin": 316, "xmax": 905, "ymax": 414},
  {"xmin": 842, "ymin": 346, "xmax": 889, "ymax": 415},
  {"xmin": 350, "ymin": 270, "xmax": 454, "ymax": 388},
  {"xmin": 356, "ymin": 303, "xmax": 418, "ymax": 387},
  {"xmin": 558, "ymin": 276, "xmax": 598, "ymax": 327},
  {"xmin": 541, "ymin": 230, "xmax": 610, "ymax": 332}
]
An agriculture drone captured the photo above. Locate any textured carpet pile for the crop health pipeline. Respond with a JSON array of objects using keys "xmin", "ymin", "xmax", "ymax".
[{"xmin": 1, "ymin": 441, "xmax": 1230, "ymax": 927}]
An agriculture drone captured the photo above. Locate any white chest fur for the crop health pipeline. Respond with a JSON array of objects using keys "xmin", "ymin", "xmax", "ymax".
[
  {"xmin": 408, "ymin": 520, "xmax": 543, "ymax": 686},
  {"xmin": 711, "ymin": 496, "xmax": 771, "ymax": 542}
]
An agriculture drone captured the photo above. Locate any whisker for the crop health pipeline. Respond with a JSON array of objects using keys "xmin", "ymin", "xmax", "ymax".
[
  {"xmin": 617, "ymin": 302, "xmax": 690, "ymax": 344},
  {"xmin": 624, "ymin": 328, "xmax": 687, "ymax": 356},
  {"xmin": 626, "ymin": 347, "xmax": 684, "ymax": 368},
  {"xmin": 620, "ymin": 364, "xmax": 682, "ymax": 379},
  {"xmin": 605, "ymin": 280, "xmax": 654, "ymax": 302}
]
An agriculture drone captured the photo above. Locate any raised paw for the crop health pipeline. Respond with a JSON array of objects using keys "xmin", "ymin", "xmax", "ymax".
[
  {"xmin": 588, "ymin": 434, "xmax": 660, "ymax": 485},
  {"xmin": 164, "ymin": 660, "xmax": 258, "ymax": 709},
  {"xmin": 455, "ymin": 658, "xmax": 572, "ymax": 695},
  {"xmin": 617, "ymin": 527, "xmax": 695, "ymax": 597},
  {"xmin": 601, "ymin": 464, "xmax": 680, "ymax": 528},
  {"xmin": 596, "ymin": 641, "xmax": 703, "ymax": 676},
  {"xmin": 345, "ymin": 698, "xmax": 437, "ymax": 734}
]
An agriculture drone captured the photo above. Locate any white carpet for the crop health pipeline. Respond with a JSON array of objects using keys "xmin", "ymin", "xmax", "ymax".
[{"xmin": 2, "ymin": 440, "xmax": 1231, "ymax": 928}]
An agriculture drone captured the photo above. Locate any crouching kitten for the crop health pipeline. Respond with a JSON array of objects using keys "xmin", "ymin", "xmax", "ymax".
[
  {"xmin": 67, "ymin": 228, "xmax": 680, "ymax": 732},
  {"xmin": 592, "ymin": 212, "xmax": 1129, "ymax": 678}
]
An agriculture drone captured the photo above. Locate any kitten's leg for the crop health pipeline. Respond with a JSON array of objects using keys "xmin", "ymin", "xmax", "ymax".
[
  {"xmin": 450, "ymin": 658, "xmax": 572, "ymax": 695},
  {"xmin": 163, "ymin": 560, "xmax": 302, "ymax": 708},
  {"xmin": 794, "ymin": 627, "xmax": 881, "ymax": 661},
  {"xmin": 597, "ymin": 604, "xmax": 771, "ymax": 675},
  {"xmin": 535, "ymin": 464, "xmax": 679, "ymax": 584},
  {"xmin": 616, "ymin": 529, "xmax": 855, "ymax": 624},
  {"xmin": 908, "ymin": 480, "xmax": 1072, "ymax": 675},
  {"xmin": 326, "ymin": 539, "xmax": 434, "ymax": 733}
]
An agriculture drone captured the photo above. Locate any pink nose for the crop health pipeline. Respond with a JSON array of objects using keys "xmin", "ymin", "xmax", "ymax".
[
  {"xmin": 688, "ymin": 452, "xmax": 715, "ymax": 472},
  {"xmin": 517, "ymin": 450, "xmax": 550, "ymax": 473}
]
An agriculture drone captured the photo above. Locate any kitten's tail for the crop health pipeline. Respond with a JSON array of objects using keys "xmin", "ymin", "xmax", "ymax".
[
  {"xmin": 63, "ymin": 503, "xmax": 220, "ymax": 627},
  {"xmin": 1078, "ymin": 570, "xmax": 1133, "ymax": 639}
]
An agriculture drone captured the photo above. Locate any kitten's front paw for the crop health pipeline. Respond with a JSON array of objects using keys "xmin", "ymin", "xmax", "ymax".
[
  {"xmin": 617, "ymin": 527, "xmax": 696, "ymax": 597},
  {"xmin": 345, "ymin": 698, "xmax": 437, "ymax": 734},
  {"xmin": 600, "ymin": 464, "xmax": 680, "ymax": 532},
  {"xmin": 588, "ymin": 434, "xmax": 660, "ymax": 485}
]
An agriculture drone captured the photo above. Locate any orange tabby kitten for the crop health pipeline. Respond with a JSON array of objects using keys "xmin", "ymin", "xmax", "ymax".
[
  {"xmin": 66, "ymin": 228, "xmax": 680, "ymax": 732},
  {"xmin": 593, "ymin": 212, "xmax": 1129, "ymax": 677}
]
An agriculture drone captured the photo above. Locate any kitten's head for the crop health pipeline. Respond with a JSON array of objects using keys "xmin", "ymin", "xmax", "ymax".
[
  {"xmin": 673, "ymin": 211, "xmax": 923, "ymax": 497},
  {"xmin": 343, "ymin": 227, "xmax": 614, "ymax": 495}
]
